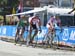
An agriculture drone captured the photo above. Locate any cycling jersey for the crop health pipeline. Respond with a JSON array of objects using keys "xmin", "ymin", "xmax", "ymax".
[
  {"xmin": 52, "ymin": 18, "xmax": 61, "ymax": 27},
  {"xmin": 29, "ymin": 16, "xmax": 40, "ymax": 29},
  {"xmin": 31, "ymin": 16, "xmax": 39, "ymax": 23},
  {"xmin": 46, "ymin": 17, "xmax": 61, "ymax": 29},
  {"xmin": 28, "ymin": 16, "xmax": 34, "ymax": 23},
  {"xmin": 18, "ymin": 18, "xmax": 27, "ymax": 27}
]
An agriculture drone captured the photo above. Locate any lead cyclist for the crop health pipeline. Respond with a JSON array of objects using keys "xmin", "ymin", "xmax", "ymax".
[{"xmin": 46, "ymin": 15, "xmax": 62, "ymax": 47}]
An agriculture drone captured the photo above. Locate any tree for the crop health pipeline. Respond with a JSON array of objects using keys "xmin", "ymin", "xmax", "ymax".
[
  {"xmin": 0, "ymin": 0, "xmax": 19, "ymax": 25},
  {"xmin": 7, "ymin": 0, "xmax": 19, "ymax": 7}
]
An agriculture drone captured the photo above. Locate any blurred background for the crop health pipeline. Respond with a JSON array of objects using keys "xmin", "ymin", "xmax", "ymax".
[{"xmin": 0, "ymin": 0, "xmax": 74, "ymax": 25}]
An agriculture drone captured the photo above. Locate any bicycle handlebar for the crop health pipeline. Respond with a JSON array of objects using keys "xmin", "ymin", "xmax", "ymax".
[{"xmin": 54, "ymin": 28, "xmax": 63, "ymax": 33}]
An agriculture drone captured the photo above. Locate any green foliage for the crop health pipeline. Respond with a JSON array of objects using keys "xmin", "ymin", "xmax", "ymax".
[
  {"xmin": 0, "ymin": 0, "xmax": 19, "ymax": 7},
  {"xmin": 0, "ymin": 0, "xmax": 19, "ymax": 25},
  {"xmin": 0, "ymin": 0, "xmax": 19, "ymax": 15},
  {"xmin": 7, "ymin": 0, "xmax": 19, "ymax": 7},
  {"xmin": 0, "ymin": 0, "xmax": 7, "ymax": 7}
]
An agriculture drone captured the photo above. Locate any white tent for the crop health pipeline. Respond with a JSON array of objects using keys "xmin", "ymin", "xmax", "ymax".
[{"xmin": 47, "ymin": 7, "xmax": 74, "ymax": 16}]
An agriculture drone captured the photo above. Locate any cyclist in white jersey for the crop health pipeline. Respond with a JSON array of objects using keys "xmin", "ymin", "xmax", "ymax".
[
  {"xmin": 47, "ymin": 15, "xmax": 61, "ymax": 33},
  {"xmin": 27, "ymin": 14, "xmax": 41, "ymax": 45},
  {"xmin": 46, "ymin": 15, "xmax": 61, "ymax": 47}
]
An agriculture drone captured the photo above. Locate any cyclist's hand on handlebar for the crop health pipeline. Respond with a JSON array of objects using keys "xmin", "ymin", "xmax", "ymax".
[
  {"xmin": 39, "ymin": 30, "xmax": 42, "ymax": 33},
  {"xmin": 39, "ymin": 26, "xmax": 42, "ymax": 33},
  {"xmin": 60, "ymin": 28, "xmax": 63, "ymax": 33}
]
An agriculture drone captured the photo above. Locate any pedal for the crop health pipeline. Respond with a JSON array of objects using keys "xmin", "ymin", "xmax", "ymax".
[
  {"xmin": 19, "ymin": 44, "xmax": 22, "ymax": 46},
  {"xmin": 47, "ymin": 45, "xmax": 51, "ymax": 48},
  {"xmin": 14, "ymin": 43, "xmax": 16, "ymax": 45},
  {"xmin": 14, "ymin": 43, "xmax": 17, "ymax": 45}
]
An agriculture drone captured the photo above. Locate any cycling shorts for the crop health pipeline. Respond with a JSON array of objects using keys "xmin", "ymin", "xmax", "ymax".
[
  {"xmin": 17, "ymin": 26, "xmax": 25, "ymax": 30},
  {"xmin": 31, "ymin": 24, "xmax": 37, "ymax": 30}
]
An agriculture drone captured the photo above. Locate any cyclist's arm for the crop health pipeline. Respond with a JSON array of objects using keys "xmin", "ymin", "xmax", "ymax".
[
  {"xmin": 58, "ymin": 19, "xmax": 62, "ymax": 32},
  {"xmin": 50, "ymin": 19, "xmax": 54, "ymax": 29},
  {"xmin": 38, "ymin": 19, "xmax": 41, "ymax": 27},
  {"xmin": 16, "ymin": 19, "xmax": 20, "ymax": 27},
  {"xmin": 29, "ymin": 18, "xmax": 33, "ymax": 31},
  {"xmin": 58, "ymin": 20, "xmax": 62, "ymax": 28},
  {"xmin": 39, "ymin": 19, "xmax": 42, "ymax": 32}
]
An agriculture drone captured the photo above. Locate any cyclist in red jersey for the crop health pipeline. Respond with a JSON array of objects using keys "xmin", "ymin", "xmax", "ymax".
[{"xmin": 27, "ymin": 14, "xmax": 41, "ymax": 45}]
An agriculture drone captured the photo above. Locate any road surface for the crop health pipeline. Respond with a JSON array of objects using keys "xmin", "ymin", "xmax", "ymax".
[{"xmin": 0, "ymin": 40, "xmax": 75, "ymax": 56}]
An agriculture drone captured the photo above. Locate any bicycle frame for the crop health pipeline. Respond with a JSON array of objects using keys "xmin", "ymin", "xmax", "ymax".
[
  {"xmin": 15, "ymin": 27, "xmax": 25, "ymax": 45},
  {"xmin": 42, "ymin": 28, "xmax": 62, "ymax": 48},
  {"xmin": 51, "ymin": 28, "xmax": 63, "ymax": 48}
]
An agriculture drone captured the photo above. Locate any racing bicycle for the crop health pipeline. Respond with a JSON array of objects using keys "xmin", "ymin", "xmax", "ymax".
[
  {"xmin": 15, "ymin": 27, "xmax": 25, "ymax": 46},
  {"xmin": 42, "ymin": 27, "xmax": 63, "ymax": 49}
]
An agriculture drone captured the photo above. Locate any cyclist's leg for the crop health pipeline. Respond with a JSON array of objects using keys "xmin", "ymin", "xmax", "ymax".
[
  {"xmin": 50, "ymin": 30, "xmax": 55, "ymax": 47},
  {"xmin": 46, "ymin": 30, "xmax": 52, "ymax": 47},
  {"xmin": 29, "ymin": 25, "xmax": 33, "ymax": 43},
  {"xmin": 15, "ymin": 27, "xmax": 20, "ymax": 44},
  {"xmin": 31, "ymin": 27, "xmax": 38, "ymax": 44},
  {"xmin": 19, "ymin": 27, "xmax": 25, "ymax": 45},
  {"xmin": 30, "ymin": 28, "xmax": 38, "ymax": 47},
  {"xmin": 29, "ymin": 24, "xmax": 36, "ymax": 44},
  {"xmin": 42, "ymin": 29, "xmax": 52, "ymax": 48},
  {"xmin": 15, "ymin": 28, "xmax": 19, "ymax": 37},
  {"xmin": 45, "ymin": 30, "xmax": 50, "ymax": 44},
  {"xmin": 26, "ymin": 25, "xmax": 32, "ymax": 46},
  {"xmin": 45, "ymin": 29, "xmax": 51, "ymax": 44}
]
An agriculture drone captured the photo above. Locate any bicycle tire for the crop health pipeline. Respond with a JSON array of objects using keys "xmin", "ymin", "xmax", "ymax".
[{"xmin": 52, "ymin": 31, "xmax": 60, "ymax": 49}]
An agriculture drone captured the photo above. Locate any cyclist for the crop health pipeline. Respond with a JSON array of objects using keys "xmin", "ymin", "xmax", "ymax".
[
  {"xmin": 46, "ymin": 15, "xmax": 61, "ymax": 47},
  {"xmin": 27, "ymin": 14, "xmax": 41, "ymax": 46},
  {"xmin": 15, "ymin": 15, "xmax": 28, "ymax": 45}
]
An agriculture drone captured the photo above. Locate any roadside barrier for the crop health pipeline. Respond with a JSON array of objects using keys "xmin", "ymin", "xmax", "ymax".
[{"xmin": 0, "ymin": 25, "xmax": 75, "ymax": 47}]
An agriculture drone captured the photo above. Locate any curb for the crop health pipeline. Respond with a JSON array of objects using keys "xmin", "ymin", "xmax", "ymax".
[{"xmin": 0, "ymin": 36, "xmax": 75, "ymax": 51}]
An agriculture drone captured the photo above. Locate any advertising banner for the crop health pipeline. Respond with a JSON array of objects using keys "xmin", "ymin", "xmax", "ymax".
[{"xmin": 0, "ymin": 26, "xmax": 75, "ymax": 47}]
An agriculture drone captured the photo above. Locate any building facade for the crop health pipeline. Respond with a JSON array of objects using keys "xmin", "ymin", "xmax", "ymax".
[
  {"xmin": 23, "ymin": 0, "xmax": 55, "ymax": 7},
  {"xmin": 23, "ymin": 0, "xmax": 40, "ymax": 7},
  {"xmin": 23, "ymin": 0, "xmax": 73, "ymax": 8},
  {"xmin": 58, "ymin": 0, "xmax": 72, "ymax": 8}
]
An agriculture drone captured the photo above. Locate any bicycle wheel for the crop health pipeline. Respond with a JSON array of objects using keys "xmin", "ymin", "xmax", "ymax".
[
  {"xmin": 42, "ymin": 32, "xmax": 52, "ymax": 48},
  {"xmin": 48, "ymin": 33, "xmax": 54, "ymax": 48},
  {"xmin": 15, "ymin": 34, "xmax": 20, "ymax": 45},
  {"xmin": 52, "ymin": 33, "xmax": 59, "ymax": 49}
]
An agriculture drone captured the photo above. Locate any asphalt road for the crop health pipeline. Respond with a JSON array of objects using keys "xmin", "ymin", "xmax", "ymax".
[{"xmin": 0, "ymin": 40, "xmax": 75, "ymax": 56}]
